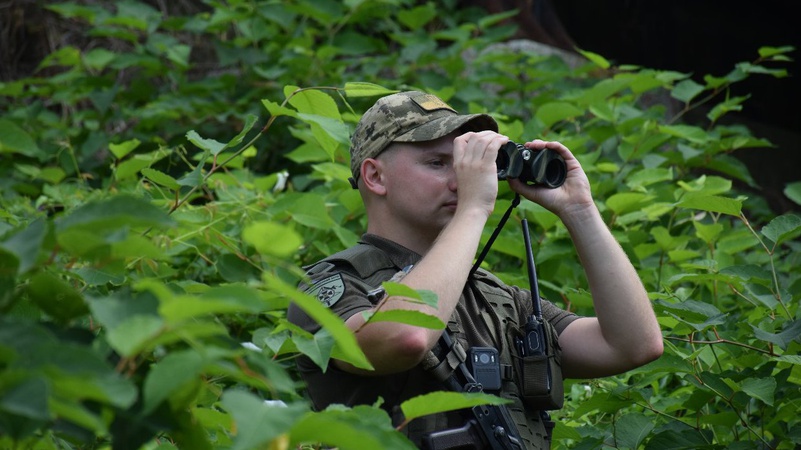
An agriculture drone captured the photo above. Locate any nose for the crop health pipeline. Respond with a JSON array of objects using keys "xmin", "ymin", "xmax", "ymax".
[{"xmin": 447, "ymin": 168, "xmax": 458, "ymax": 192}]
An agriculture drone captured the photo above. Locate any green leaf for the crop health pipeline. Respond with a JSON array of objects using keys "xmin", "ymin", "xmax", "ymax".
[
  {"xmin": 261, "ymin": 99, "xmax": 298, "ymax": 118},
  {"xmin": 83, "ymin": 48, "xmax": 116, "ymax": 70},
  {"xmin": 655, "ymin": 298, "xmax": 725, "ymax": 329},
  {"xmin": 576, "ymin": 48, "xmax": 610, "ymax": 69},
  {"xmin": 367, "ymin": 310, "xmax": 445, "ymax": 329},
  {"xmin": 221, "ymin": 391, "xmax": 307, "ymax": 450},
  {"xmin": 225, "ymin": 114, "xmax": 258, "ymax": 150},
  {"xmin": 86, "ymin": 293, "xmax": 159, "ymax": 330},
  {"xmin": 344, "ymin": 82, "xmax": 395, "ymax": 98},
  {"xmin": 142, "ymin": 349, "xmax": 206, "ymax": 415},
  {"xmin": 105, "ymin": 315, "xmax": 165, "ymax": 357},
  {"xmin": 242, "ymin": 221, "xmax": 303, "ymax": 257},
  {"xmin": 55, "ymin": 195, "xmax": 175, "ymax": 233},
  {"xmin": 758, "ymin": 45, "xmax": 795, "ymax": 58},
  {"xmin": 741, "ymin": 377, "xmax": 776, "ymax": 406},
  {"xmin": 776, "ymin": 355, "xmax": 801, "ymax": 366},
  {"xmin": 646, "ymin": 429, "xmax": 715, "ymax": 449},
  {"xmin": 671, "ymin": 79, "xmax": 705, "ymax": 103},
  {"xmin": 115, "ymin": 150, "xmax": 169, "ymax": 181},
  {"xmin": 186, "ymin": 130, "xmax": 225, "ymax": 155},
  {"xmin": 291, "ymin": 405, "xmax": 415, "ymax": 450},
  {"xmin": 286, "ymin": 87, "xmax": 341, "ymax": 119},
  {"xmin": 0, "ymin": 119, "xmax": 43, "ymax": 158},
  {"xmin": 284, "ymin": 193, "xmax": 336, "ymax": 229},
  {"xmin": 177, "ymin": 151, "xmax": 208, "ymax": 187},
  {"xmin": 398, "ymin": 4, "xmax": 436, "ymax": 29},
  {"xmin": 678, "ymin": 195, "xmax": 742, "ymax": 216},
  {"xmin": 707, "ymin": 95, "xmax": 747, "ymax": 122},
  {"xmin": 752, "ymin": 320, "xmax": 801, "ymax": 351},
  {"xmin": 784, "ymin": 181, "xmax": 801, "ymax": 206},
  {"xmin": 1, "ymin": 218, "xmax": 51, "ymax": 275},
  {"xmin": 159, "ymin": 285, "xmax": 273, "ymax": 322},
  {"xmin": 49, "ymin": 397, "xmax": 107, "ymax": 434},
  {"xmin": 26, "ymin": 272, "xmax": 89, "ymax": 322},
  {"xmin": 719, "ymin": 264, "xmax": 772, "ymax": 284},
  {"xmin": 265, "ymin": 274, "xmax": 372, "ymax": 370},
  {"xmin": 614, "ymin": 412, "xmax": 654, "ymax": 449},
  {"xmin": 400, "ymin": 391, "xmax": 510, "ymax": 422},
  {"xmin": 292, "ymin": 327, "xmax": 335, "ymax": 369},
  {"xmin": 142, "ymin": 168, "xmax": 180, "ymax": 190},
  {"xmin": 571, "ymin": 392, "xmax": 634, "ymax": 419},
  {"xmin": 0, "ymin": 377, "xmax": 50, "ymax": 421},
  {"xmin": 658, "ymin": 124, "xmax": 709, "ymax": 144},
  {"xmin": 108, "ymin": 138, "xmax": 141, "ymax": 159},
  {"xmin": 297, "ymin": 112, "xmax": 351, "ymax": 157},
  {"xmin": 535, "ymin": 102, "xmax": 584, "ymax": 129},
  {"xmin": 383, "ymin": 282, "xmax": 439, "ymax": 308},
  {"xmin": 605, "ymin": 192, "xmax": 652, "ymax": 215},
  {"xmin": 761, "ymin": 214, "xmax": 801, "ymax": 246}
]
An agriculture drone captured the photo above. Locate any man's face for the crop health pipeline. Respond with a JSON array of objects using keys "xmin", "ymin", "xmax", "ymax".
[{"xmin": 376, "ymin": 132, "xmax": 461, "ymax": 236}]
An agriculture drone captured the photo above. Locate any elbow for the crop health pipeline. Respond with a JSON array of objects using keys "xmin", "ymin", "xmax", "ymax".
[
  {"xmin": 365, "ymin": 328, "xmax": 432, "ymax": 374},
  {"xmin": 393, "ymin": 329, "xmax": 434, "ymax": 366},
  {"xmin": 634, "ymin": 334, "xmax": 664, "ymax": 367}
]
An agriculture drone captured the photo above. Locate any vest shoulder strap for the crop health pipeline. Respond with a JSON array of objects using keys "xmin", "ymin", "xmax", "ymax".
[{"xmin": 305, "ymin": 243, "xmax": 395, "ymax": 279}]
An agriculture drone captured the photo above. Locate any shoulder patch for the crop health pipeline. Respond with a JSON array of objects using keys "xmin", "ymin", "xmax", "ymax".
[{"xmin": 305, "ymin": 273, "xmax": 346, "ymax": 307}]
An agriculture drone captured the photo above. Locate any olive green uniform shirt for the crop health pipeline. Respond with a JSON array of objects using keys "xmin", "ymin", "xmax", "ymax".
[{"xmin": 288, "ymin": 234, "xmax": 578, "ymax": 448}]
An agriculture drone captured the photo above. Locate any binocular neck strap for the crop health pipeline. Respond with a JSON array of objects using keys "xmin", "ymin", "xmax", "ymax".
[{"xmin": 470, "ymin": 193, "xmax": 521, "ymax": 277}]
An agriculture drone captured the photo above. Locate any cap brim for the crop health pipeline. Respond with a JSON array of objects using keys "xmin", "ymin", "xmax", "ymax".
[{"xmin": 393, "ymin": 113, "xmax": 498, "ymax": 143}]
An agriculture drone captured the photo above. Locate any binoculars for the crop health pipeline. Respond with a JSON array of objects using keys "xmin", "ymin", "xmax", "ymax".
[{"xmin": 496, "ymin": 141, "xmax": 566, "ymax": 188}]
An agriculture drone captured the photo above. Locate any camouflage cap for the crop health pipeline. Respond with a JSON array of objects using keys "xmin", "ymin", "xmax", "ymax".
[{"xmin": 349, "ymin": 91, "xmax": 498, "ymax": 188}]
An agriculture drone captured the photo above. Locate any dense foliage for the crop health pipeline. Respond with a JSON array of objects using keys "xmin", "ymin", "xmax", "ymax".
[{"xmin": 1, "ymin": 1, "xmax": 799, "ymax": 449}]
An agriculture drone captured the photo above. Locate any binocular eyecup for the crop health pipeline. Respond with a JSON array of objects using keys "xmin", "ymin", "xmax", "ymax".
[{"xmin": 496, "ymin": 141, "xmax": 566, "ymax": 188}]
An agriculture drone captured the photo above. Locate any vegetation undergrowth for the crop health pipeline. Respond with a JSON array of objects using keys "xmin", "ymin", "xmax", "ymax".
[{"xmin": 0, "ymin": 1, "xmax": 799, "ymax": 449}]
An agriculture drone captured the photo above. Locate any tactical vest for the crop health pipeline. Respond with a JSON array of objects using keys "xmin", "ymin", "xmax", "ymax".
[{"xmin": 304, "ymin": 242, "xmax": 561, "ymax": 449}]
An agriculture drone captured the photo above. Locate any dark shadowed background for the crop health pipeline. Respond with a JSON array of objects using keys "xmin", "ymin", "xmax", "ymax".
[{"xmin": 477, "ymin": 0, "xmax": 800, "ymax": 213}]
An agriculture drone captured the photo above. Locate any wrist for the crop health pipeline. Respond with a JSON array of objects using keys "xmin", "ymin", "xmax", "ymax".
[{"xmin": 559, "ymin": 202, "xmax": 602, "ymax": 231}]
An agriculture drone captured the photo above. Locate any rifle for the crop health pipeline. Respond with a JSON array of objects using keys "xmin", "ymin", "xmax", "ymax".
[{"xmin": 421, "ymin": 333, "xmax": 525, "ymax": 450}]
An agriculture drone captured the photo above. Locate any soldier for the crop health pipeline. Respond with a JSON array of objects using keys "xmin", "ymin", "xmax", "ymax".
[{"xmin": 287, "ymin": 91, "xmax": 663, "ymax": 449}]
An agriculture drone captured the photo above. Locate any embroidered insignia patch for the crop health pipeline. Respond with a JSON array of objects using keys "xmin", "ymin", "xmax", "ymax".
[
  {"xmin": 306, "ymin": 274, "xmax": 345, "ymax": 307},
  {"xmin": 413, "ymin": 94, "xmax": 456, "ymax": 113}
]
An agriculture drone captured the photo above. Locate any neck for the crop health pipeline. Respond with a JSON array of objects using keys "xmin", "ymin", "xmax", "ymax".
[{"xmin": 365, "ymin": 220, "xmax": 439, "ymax": 256}]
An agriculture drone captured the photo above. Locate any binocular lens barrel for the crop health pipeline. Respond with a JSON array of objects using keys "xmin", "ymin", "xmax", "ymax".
[{"xmin": 496, "ymin": 142, "xmax": 566, "ymax": 188}]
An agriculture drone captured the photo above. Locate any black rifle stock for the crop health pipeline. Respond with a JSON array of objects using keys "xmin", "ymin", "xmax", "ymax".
[{"xmin": 422, "ymin": 334, "xmax": 525, "ymax": 450}]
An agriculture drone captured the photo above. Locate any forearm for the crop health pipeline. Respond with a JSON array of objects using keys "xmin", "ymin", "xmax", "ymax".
[
  {"xmin": 560, "ymin": 206, "xmax": 663, "ymax": 376},
  {"xmin": 344, "ymin": 208, "xmax": 488, "ymax": 373}
]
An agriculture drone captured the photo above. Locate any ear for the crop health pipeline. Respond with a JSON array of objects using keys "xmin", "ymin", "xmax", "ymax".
[{"xmin": 361, "ymin": 158, "xmax": 387, "ymax": 196}]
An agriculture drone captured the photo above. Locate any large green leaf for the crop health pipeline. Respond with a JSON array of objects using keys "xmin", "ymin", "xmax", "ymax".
[
  {"xmin": 142, "ymin": 349, "xmax": 206, "ymax": 415},
  {"xmin": 400, "ymin": 391, "xmax": 510, "ymax": 422},
  {"xmin": 535, "ymin": 102, "xmax": 584, "ymax": 129},
  {"xmin": 740, "ymin": 377, "xmax": 776, "ymax": 406},
  {"xmin": 264, "ymin": 273, "xmax": 372, "ymax": 371},
  {"xmin": 761, "ymin": 213, "xmax": 801, "ymax": 246},
  {"xmin": 25, "ymin": 271, "xmax": 89, "ymax": 322},
  {"xmin": 0, "ymin": 376, "xmax": 50, "ymax": 421},
  {"xmin": 344, "ymin": 82, "xmax": 396, "ymax": 98},
  {"xmin": 55, "ymin": 195, "xmax": 175, "ymax": 233},
  {"xmin": 221, "ymin": 391, "xmax": 308, "ymax": 450},
  {"xmin": 614, "ymin": 412, "xmax": 654, "ymax": 449},
  {"xmin": 1, "ymin": 218, "xmax": 52, "ymax": 275},
  {"xmin": 242, "ymin": 221, "xmax": 303, "ymax": 257},
  {"xmin": 105, "ymin": 315, "xmax": 165, "ymax": 358},
  {"xmin": 290, "ymin": 405, "xmax": 416, "ymax": 450},
  {"xmin": 0, "ymin": 119, "xmax": 43, "ymax": 158},
  {"xmin": 678, "ymin": 195, "xmax": 743, "ymax": 216},
  {"xmin": 751, "ymin": 320, "xmax": 801, "ymax": 351},
  {"xmin": 159, "ymin": 285, "xmax": 274, "ymax": 322},
  {"xmin": 366, "ymin": 310, "xmax": 445, "ymax": 329}
]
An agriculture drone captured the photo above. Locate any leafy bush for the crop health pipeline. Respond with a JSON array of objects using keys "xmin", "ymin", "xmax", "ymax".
[{"xmin": 1, "ymin": 1, "xmax": 799, "ymax": 449}]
